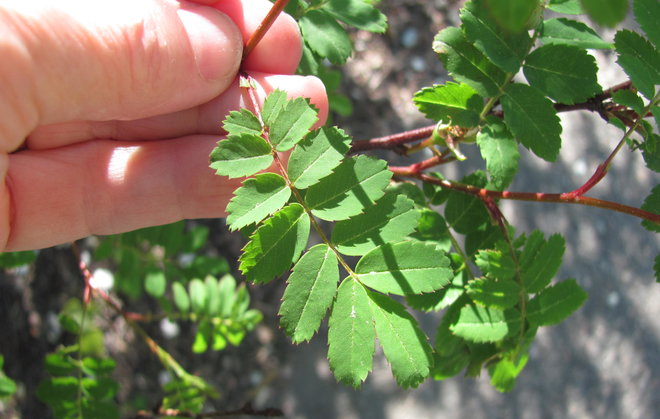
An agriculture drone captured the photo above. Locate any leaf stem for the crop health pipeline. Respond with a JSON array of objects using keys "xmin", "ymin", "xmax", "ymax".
[{"xmin": 243, "ymin": 0, "xmax": 290, "ymax": 62}]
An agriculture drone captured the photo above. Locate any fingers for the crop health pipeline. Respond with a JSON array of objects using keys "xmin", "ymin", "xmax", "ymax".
[
  {"xmin": 2, "ymin": 75, "xmax": 328, "ymax": 251},
  {"xmin": 0, "ymin": 0, "xmax": 302, "ymax": 152},
  {"xmin": 25, "ymin": 72, "xmax": 328, "ymax": 148}
]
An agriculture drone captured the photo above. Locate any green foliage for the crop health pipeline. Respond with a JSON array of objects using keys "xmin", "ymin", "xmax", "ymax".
[
  {"xmin": 580, "ymin": 0, "xmax": 628, "ymax": 27},
  {"xmin": 526, "ymin": 279, "xmax": 588, "ymax": 326},
  {"xmin": 539, "ymin": 18, "xmax": 613, "ymax": 49},
  {"xmin": 0, "ymin": 250, "xmax": 37, "ymax": 268},
  {"xmin": 413, "ymin": 82, "xmax": 484, "ymax": 127},
  {"xmin": 0, "ymin": 356, "xmax": 16, "ymax": 398}
]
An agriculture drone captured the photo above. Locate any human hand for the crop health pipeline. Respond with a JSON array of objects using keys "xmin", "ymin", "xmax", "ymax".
[{"xmin": 0, "ymin": 0, "xmax": 328, "ymax": 251}]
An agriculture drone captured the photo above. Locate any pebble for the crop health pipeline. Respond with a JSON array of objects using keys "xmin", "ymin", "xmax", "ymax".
[{"xmin": 401, "ymin": 27, "xmax": 419, "ymax": 48}]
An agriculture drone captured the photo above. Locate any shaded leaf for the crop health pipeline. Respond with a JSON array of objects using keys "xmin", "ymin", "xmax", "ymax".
[
  {"xmin": 368, "ymin": 291, "xmax": 433, "ymax": 388},
  {"xmin": 527, "ymin": 279, "xmax": 588, "ymax": 326},
  {"xmin": 642, "ymin": 134, "xmax": 660, "ymax": 172},
  {"xmin": 226, "ymin": 173, "xmax": 291, "ymax": 231},
  {"xmin": 581, "ymin": 0, "xmax": 628, "ymax": 27},
  {"xmin": 502, "ymin": 83, "xmax": 562, "ymax": 162},
  {"xmin": 466, "ymin": 277, "xmax": 521, "ymax": 309},
  {"xmin": 540, "ymin": 18, "xmax": 613, "ymax": 49},
  {"xmin": 332, "ymin": 194, "xmax": 419, "ymax": 256},
  {"xmin": 445, "ymin": 172, "xmax": 490, "ymax": 234},
  {"xmin": 484, "ymin": 0, "xmax": 543, "ymax": 32},
  {"xmin": 475, "ymin": 249, "xmax": 516, "ymax": 280},
  {"xmin": 433, "ymin": 27, "xmax": 508, "ymax": 97},
  {"xmin": 279, "ymin": 244, "xmax": 339, "ymax": 342},
  {"xmin": 611, "ymin": 89, "xmax": 645, "ymax": 115},
  {"xmin": 654, "ymin": 253, "xmax": 660, "ymax": 282},
  {"xmin": 634, "ymin": 0, "xmax": 660, "ymax": 48},
  {"xmin": 477, "ymin": 116, "xmax": 520, "ymax": 190},
  {"xmin": 548, "ymin": 0, "xmax": 583, "ymax": 14},
  {"xmin": 488, "ymin": 353, "xmax": 528, "ymax": 392},
  {"xmin": 615, "ymin": 30, "xmax": 660, "ymax": 99},
  {"xmin": 461, "ymin": 0, "xmax": 532, "ymax": 73},
  {"xmin": 306, "ymin": 155, "xmax": 392, "ymax": 221},
  {"xmin": 322, "ymin": 0, "xmax": 387, "ymax": 33},
  {"xmin": 0, "ymin": 250, "xmax": 37, "ymax": 268},
  {"xmin": 300, "ymin": 10, "xmax": 353, "ymax": 64},
  {"xmin": 328, "ymin": 279, "xmax": 375, "ymax": 387},
  {"xmin": 523, "ymin": 44, "xmax": 601, "ymax": 104},
  {"xmin": 641, "ymin": 185, "xmax": 660, "ymax": 232},
  {"xmin": 450, "ymin": 305, "xmax": 521, "ymax": 342},
  {"xmin": 520, "ymin": 232, "xmax": 565, "ymax": 293},
  {"xmin": 413, "ymin": 82, "xmax": 484, "ymax": 126},
  {"xmin": 356, "ymin": 241, "xmax": 453, "ymax": 296},
  {"xmin": 209, "ymin": 134, "xmax": 273, "ymax": 178},
  {"xmin": 288, "ymin": 126, "xmax": 351, "ymax": 189},
  {"xmin": 239, "ymin": 204, "xmax": 310, "ymax": 284}
]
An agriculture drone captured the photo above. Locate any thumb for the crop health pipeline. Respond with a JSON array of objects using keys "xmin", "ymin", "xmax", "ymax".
[{"xmin": 1, "ymin": 0, "xmax": 242, "ymax": 138}]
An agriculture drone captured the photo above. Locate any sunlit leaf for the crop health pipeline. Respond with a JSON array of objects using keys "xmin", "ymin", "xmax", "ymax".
[
  {"xmin": 520, "ymin": 232, "xmax": 565, "ymax": 293},
  {"xmin": 322, "ymin": 0, "xmax": 387, "ymax": 33},
  {"xmin": 300, "ymin": 10, "xmax": 353, "ymax": 64},
  {"xmin": 450, "ymin": 305, "xmax": 521, "ymax": 342},
  {"xmin": 413, "ymin": 82, "xmax": 484, "ymax": 126},
  {"xmin": 221, "ymin": 108, "xmax": 263, "ymax": 137},
  {"xmin": 526, "ymin": 279, "xmax": 588, "ymax": 326},
  {"xmin": 262, "ymin": 93, "xmax": 318, "ymax": 152},
  {"xmin": 466, "ymin": 277, "xmax": 521, "ymax": 309},
  {"xmin": 615, "ymin": 30, "xmax": 660, "ymax": 99},
  {"xmin": 226, "ymin": 173, "xmax": 291, "ymax": 231},
  {"xmin": 634, "ymin": 0, "xmax": 660, "ymax": 48},
  {"xmin": 540, "ymin": 18, "xmax": 613, "ymax": 49},
  {"xmin": 209, "ymin": 134, "xmax": 273, "ymax": 178},
  {"xmin": 477, "ymin": 116, "xmax": 520, "ymax": 190}
]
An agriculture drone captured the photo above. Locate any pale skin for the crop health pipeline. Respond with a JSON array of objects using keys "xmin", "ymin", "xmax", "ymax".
[{"xmin": 0, "ymin": 0, "xmax": 329, "ymax": 251}]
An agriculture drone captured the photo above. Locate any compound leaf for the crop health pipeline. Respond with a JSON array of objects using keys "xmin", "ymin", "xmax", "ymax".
[
  {"xmin": 527, "ymin": 279, "xmax": 588, "ymax": 326},
  {"xmin": 634, "ymin": 0, "xmax": 660, "ymax": 48},
  {"xmin": 641, "ymin": 185, "xmax": 660, "ymax": 232},
  {"xmin": 520, "ymin": 232, "xmax": 566, "ymax": 293},
  {"xmin": 209, "ymin": 134, "xmax": 273, "ymax": 178},
  {"xmin": 477, "ymin": 116, "xmax": 520, "ymax": 190},
  {"xmin": 328, "ymin": 279, "xmax": 375, "ymax": 387},
  {"xmin": 221, "ymin": 108, "xmax": 263, "ymax": 137},
  {"xmin": 322, "ymin": 0, "xmax": 387, "ymax": 33},
  {"xmin": 239, "ymin": 204, "xmax": 310, "ymax": 284},
  {"xmin": 226, "ymin": 173, "xmax": 291, "ymax": 231},
  {"xmin": 356, "ymin": 241, "xmax": 453, "ymax": 296},
  {"xmin": 540, "ymin": 18, "xmax": 613, "ymax": 49},
  {"xmin": 433, "ymin": 27, "xmax": 508, "ymax": 97},
  {"xmin": 466, "ymin": 277, "xmax": 521, "ymax": 309},
  {"xmin": 300, "ymin": 10, "xmax": 353, "ymax": 64},
  {"xmin": 306, "ymin": 155, "xmax": 392, "ymax": 221},
  {"xmin": 279, "ymin": 244, "xmax": 339, "ymax": 343},
  {"xmin": 615, "ymin": 30, "xmax": 660, "ymax": 99},
  {"xmin": 461, "ymin": 0, "xmax": 532, "ymax": 73},
  {"xmin": 332, "ymin": 194, "xmax": 419, "ymax": 256},
  {"xmin": 368, "ymin": 291, "xmax": 433, "ymax": 388},
  {"xmin": 523, "ymin": 44, "xmax": 601, "ymax": 104},
  {"xmin": 288, "ymin": 126, "xmax": 352, "ymax": 189},
  {"xmin": 413, "ymin": 82, "xmax": 484, "ymax": 126},
  {"xmin": 580, "ymin": 0, "xmax": 628, "ymax": 27},
  {"xmin": 450, "ymin": 305, "xmax": 521, "ymax": 342},
  {"xmin": 502, "ymin": 83, "xmax": 562, "ymax": 162}
]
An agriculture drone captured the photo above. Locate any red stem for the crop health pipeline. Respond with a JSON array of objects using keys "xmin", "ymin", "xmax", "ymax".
[{"xmin": 243, "ymin": 0, "xmax": 290, "ymax": 61}]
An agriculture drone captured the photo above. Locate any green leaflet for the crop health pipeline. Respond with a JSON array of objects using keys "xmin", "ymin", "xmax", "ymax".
[
  {"xmin": 189, "ymin": 278, "xmax": 207, "ymax": 315},
  {"xmin": 612, "ymin": 89, "xmax": 646, "ymax": 115},
  {"xmin": 413, "ymin": 82, "xmax": 484, "ymax": 126},
  {"xmin": 0, "ymin": 250, "xmax": 37, "ymax": 268},
  {"xmin": 172, "ymin": 282, "xmax": 190, "ymax": 313},
  {"xmin": 209, "ymin": 134, "xmax": 273, "ymax": 178},
  {"xmin": 305, "ymin": 155, "xmax": 393, "ymax": 221},
  {"xmin": 356, "ymin": 241, "xmax": 453, "ymax": 296},
  {"xmin": 461, "ymin": 0, "xmax": 532, "ymax": 73},
  {"xmin": 368, "ymin": 291, "xmax": 433, "ymax": 388},
  {"xmin": 261, "ymin": 92, "xmax": 318, "ymax": 151},
  {"xmin": 654, "ymin": 254, "xmax": 660, "ymax": 282},
  {"xmin": 615, "ymin": 30, "xmax": 660, "ymax": 100},
  {"xmin": 299, "ymin": 10, "xmax": 353, "ymax": 65},
  {"xmin": 581, "ymin": 0, "xmax": 628, "ymax": 27},
  {"xmin": 226, "ymin": 173, "xmax": 291, "ymax": 231},
  {"xmin": 239, "ymin": 204, "xmax": 310, "ymax": 284},
  {"xmin": 540, "ymin": 18, "xmax": 614, "ymax": 50},
  {"xmin": 322, "ymin": 0, "xmax": 387, "ymax": 33},
  {"xmin": 445, "ymin": 172, "xmax": 490, "ymax": 234},
  {"xmin": 477, "ymin": 116, "xmax": 520, "ymax": 190},
  {"xmin": 523, "ymin": 44, "xmax": 602, "ymax": 104},
  {"xmin": 641, "ymin": 185, "xmax": 660, "ymax": 233},
  {"xmin": 466, "ymin": 277, "xmax": 521, "ymax": 309},
  {"xmin": 642, "ymin": 133, "xmax": 660, "ymax": 173},
  {"xmin": 520, "ymin": 232, "xmax": 566, "ymax": 293},
  {"xmin": 526, "ymin": 279, "xmax": 588, "ymax": 326},
  {"xmin": 328, "ymin": 279, "xmax": 375, "ymax": 387},
  {"xmin": 634, "ymin": 0, "xmax": 660, "ymax": 48},
  {"xmin": 488, "ymin": 353, "xmax": 529, "ymax": 392},
  {"xmin": 279, "ymin": 244, "xmax": 339, "ymax": 342},
  {"xmin": 287, "ymin": 126, "xmax": 352, "ymax": 189},
  {"xmin": 502, "ymin": 83, "xmax": 562, "ymax": 162},
  {"xmin": 475, "ymin": 249, "xmax": 516, "ymax": 280},
  {"xmin": 432, "ymin": 27, "xmax": 508, "ymax": 97},
  {"xmin": 450, "ymin": 305, "xmax": 522, "ymax": 342},
  {"xmin": 221, "ymin": 108, "xmax": 263, "ymax": 137},
  {"xmin": 332, "ymin": 194, "xmax": 420, "ymax": 256},
  {"xmin": 483, "ymin": 0, "xmax": 543, "ymax": 33},
  {"xmin": 548, "ymin": 0, "xmax": 583, "ymax": 14}
]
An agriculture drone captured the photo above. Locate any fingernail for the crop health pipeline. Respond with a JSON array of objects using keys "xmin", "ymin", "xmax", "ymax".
[{"xmin": 177, "ymin": 7, "xmax": 242, "ymax": 82}]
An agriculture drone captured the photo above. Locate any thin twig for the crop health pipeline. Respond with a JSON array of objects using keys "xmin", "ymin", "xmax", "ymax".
[{"xmin": 243, "ymin": 0, "xmax": 290, "ymax": 61}]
